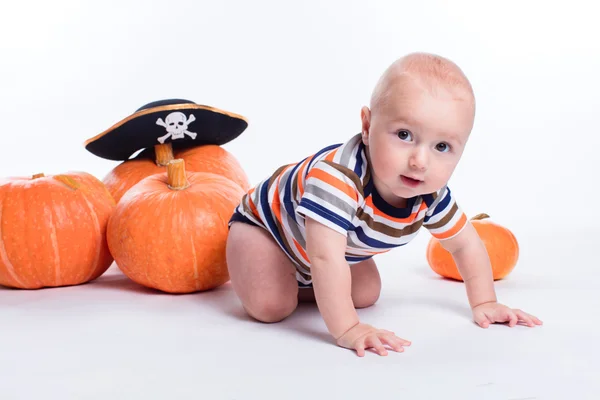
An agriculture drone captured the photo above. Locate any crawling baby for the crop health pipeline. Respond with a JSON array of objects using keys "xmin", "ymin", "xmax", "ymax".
[{"xmin": 226, "ymin": 52, "xmax": 542, "ymax": 357}]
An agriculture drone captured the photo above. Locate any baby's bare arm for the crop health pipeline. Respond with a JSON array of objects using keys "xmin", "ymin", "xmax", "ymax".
[
  {"xmin": 305, "ymin": 217, "xmax": 410, "ymax": 356},
  {"xmin": 305, "ymin": 216, "xmax": 359, "ymax": 338},
  {"xmin": 441, "ymin": 222, "xmax": 497, "ymax": 308},
  {"xmin": 441, "ymin": 221, "xmax": 542, "ymax": 328}
]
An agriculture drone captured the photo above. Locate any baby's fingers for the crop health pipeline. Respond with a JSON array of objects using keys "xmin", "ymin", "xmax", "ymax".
[
  {"xmin": 473, "ymin": 311, "xmax": 490, "ymax": 328},
  {"xmin": 514, "ymin": 309, "xmax": 543, "ymax": 327},
  {"xmin": 379, "ymin": 334, "xmax": 406, "ymax": 353},
  {"xmin": 380, "ymin": 330, "xmax": 411, "ymax": 346},
  {"xmin": 364, "ymin": 335, "xmax": 388, "ymax": 356},
  {"xmin": 507, "ymin": 309, "xmax": 519, "ymax": 327}
]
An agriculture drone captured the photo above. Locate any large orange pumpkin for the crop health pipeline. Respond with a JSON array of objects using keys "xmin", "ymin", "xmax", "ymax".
[
  {"xmin": 426, "ymin": 213, "xmax": 519, "ymax": 281},
  {"xmin": 103, "ymin": 143, "xmax": 249, "ymax": 203},
  {"xmin": 0, "ymin": 171, "xmax": 115, "ymax": 289},
  {"xmin": 107, "ymin": 159, "xmax": 245, "ymax": 293}
]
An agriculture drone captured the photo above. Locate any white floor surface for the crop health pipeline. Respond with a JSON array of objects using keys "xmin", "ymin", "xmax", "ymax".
[{"xmin": 1, "ymin": 225, "xmax": 598, "ymax": 400}]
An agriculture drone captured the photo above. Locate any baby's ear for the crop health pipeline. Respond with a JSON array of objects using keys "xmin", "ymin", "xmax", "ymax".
[{"xmin": 360, "ymin": 106, "xmax": 371, "ymax": 144}]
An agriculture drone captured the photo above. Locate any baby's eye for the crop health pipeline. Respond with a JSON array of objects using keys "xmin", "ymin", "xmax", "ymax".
[
  {"xmin": 397, "ymin": 130, "xmax": 413, "ymax": 141},
  {"xmin": 436, "ymin": 142, "xmax": 450, "ymax": 153}
]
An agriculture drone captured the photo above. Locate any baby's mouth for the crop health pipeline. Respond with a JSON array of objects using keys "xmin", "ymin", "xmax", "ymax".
[{"xmin": 400, "ymin": 175, "xmax": 423, "ymax": 187}]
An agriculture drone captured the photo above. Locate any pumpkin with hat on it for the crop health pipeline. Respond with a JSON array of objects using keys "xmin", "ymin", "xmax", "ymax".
[{"xmin": 84, "ymin": 99, "xmax": 250, "ymax": 203}]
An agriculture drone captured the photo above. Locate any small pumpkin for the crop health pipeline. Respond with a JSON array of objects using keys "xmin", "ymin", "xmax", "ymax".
[
  {"xmin": 103, "ymin": 143, "xmax": 250, "ymax": 203},
  {"xmin": 0, "ymin": 171, "xmax": 115, "ymax": 289},
  {"xmin": 426, "ymin": 213, "xmax": 519, "ymax": 281},
  {"xmin": 107, "ymin": 159, "xmax": 245, "ymax": 293}
]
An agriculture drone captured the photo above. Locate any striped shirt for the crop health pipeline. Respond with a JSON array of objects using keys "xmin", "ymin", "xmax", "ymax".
[{"xmin": 231, "ymin": 133, "xmax": 467, "ymax": 285}]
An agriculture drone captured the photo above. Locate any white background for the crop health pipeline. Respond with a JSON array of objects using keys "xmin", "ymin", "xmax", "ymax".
[{"xmin": 1, "ymin": 0, "xmax": 599, "ymax": 399}]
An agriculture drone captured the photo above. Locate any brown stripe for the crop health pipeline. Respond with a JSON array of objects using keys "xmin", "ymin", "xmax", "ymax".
[
  {"xmin": 267, "ymin": 164, "xmax": 290, "ymax": 191},
  {"xmin": 274, "ymin": 224, "xmax": 312, "ymax": 278},
  {"xmin": 362, "ymin": 166, "xmax": 371, "ymax": 190},
  {"xmin": 264, "ymin": 173, "xmax": 313, "ymax": 277},
  {"xmin": 322, "ymin": 160, "xmax": 364, "ymax": 198},
  {"xmin": 292, "ymin": 168, "xmax": 300, "ymax": 201},
  {"xmin": 355, "ymin": 207, "xmax": 424, "ymax": 238},
  {"xmin": 426, "ymin": 202, "xmax": 458, "ymax": 230},
  {"xmin": 273, "ymin": 219, "xmax": 312, "ymax": 276}
]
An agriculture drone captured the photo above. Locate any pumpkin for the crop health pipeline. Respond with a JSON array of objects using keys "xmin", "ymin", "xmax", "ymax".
[
  {"xmin": 103, "ymin": 143, "xmax": 250, "ymax": 203},
  {"xmin": 106, "ymin": 159, "xmax": 245, "ymax": 293},
  {"xmin": 0, "ymin": 171, "xmax": 115, "ymax": 289},
  {"xmin": 426, "ymin": 213, "xmax": 519, "ymax": 281}
]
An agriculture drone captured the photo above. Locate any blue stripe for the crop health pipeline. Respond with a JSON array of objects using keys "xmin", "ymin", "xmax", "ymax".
[
  {"xmin": 354, "ymin": 226, "xmax": 401, "ymax": 249},
  {"xmin": 421, "ymin": 192, "xmax": 436, "ymax": 208},
  {"xmin": 259, "ymin": 181, "xmax": 290, "ymax": 254},
  {"xmin": 283, "ymin": 157, "xmax": 308, "ymax": 224},
  {"xmin": 307, "ymin": 143, "xmax": 342, "ymax": 170},
  {"xmin": 363, "ymin": 175, "xmax": 374, "ymax": 198},
  {"xmin": 346, "ymin": 255, "xmax": 372, "ymax": 263},
  {"xmin": 424, "ymin": 187, "xmax": 451, "ymax": 222},
  {"xmin": 299, "ymin": 198, "xmax": 351, "ymax": 231},
  {"xmin": 354, "ymin": 142, "xmax": 364, "ymax": 176}
]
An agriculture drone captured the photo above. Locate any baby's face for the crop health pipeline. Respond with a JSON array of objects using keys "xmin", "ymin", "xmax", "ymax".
[{"xmin": 362, "ymin": 77, "xmax": 474, "ymax": 204}]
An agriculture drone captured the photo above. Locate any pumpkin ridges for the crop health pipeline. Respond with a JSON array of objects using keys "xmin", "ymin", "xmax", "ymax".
[
  {"xmin": 43, "ymin": 177, "xmax": 96, "ymax": 286},
  {"xmin": 146, "ymin": 191, "xmax": 199, "ymax": 292},
  {"xmin": 18, "ymin": 183, "xmax": 44, "ymax": 287},
  {"xmin": 107, "ymin": 166, "xmax": 245, "ymax": 293},
  {"xmin": 79, "ymin": 192, "xmax": 105, "ymax": 282},
  {"xmin": 0, "ymin": 173, "xmax": 115, "ymax": 289},
  {"xmin": 0, "ymin": 190, "xmax": 26, "ymax": 288},
  {"xmin": 46, "ymin": 192, "xmax": 62, "ymax": 285},
  {"xmin": 178, "ymin": 145, "xmax": 250, "ymax": 191},
  {"xmin": 67, "ymin": 173, "xmax": 115, "ymax": 281}
]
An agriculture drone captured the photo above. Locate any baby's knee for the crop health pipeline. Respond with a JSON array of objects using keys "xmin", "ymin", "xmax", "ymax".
[
  {"xmin": 245, "ymin": 292, "xmax": 297, "ymax": 323},
  {"xmin": 353, "ymin": 284, "xmax": 381, "ymax": 309},
  {"xmin": 352, "ymin": 269, "xmax": 382, "ymax": 309}
]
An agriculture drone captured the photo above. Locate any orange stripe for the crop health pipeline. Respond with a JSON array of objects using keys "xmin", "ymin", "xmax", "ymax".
[
  {"xmin": 247, "ymin": 188, "xmax": 260, "ymax": 220},
  {"xmin": 308, "ymin": 168, "xmax": 357, "ymax": 201},
  {"xmin": 434, "ymin": 213, "xmax": 467, "ymax": 240},
  {"xmin": 293, "ymin": 239, "xmax": 310, "ymax": 264},
  {"xmin": 364, "ymin": 197, "xmax": 426, "ymax": 223},
  {"xmin": 271, "ymin": 181, "xmax": 283, "ymax": 225}
]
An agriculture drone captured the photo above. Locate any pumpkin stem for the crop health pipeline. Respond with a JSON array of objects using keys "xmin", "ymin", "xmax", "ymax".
[
  {"xmin": 471, "ymin": 213, "xmax": 490, "ymax": 221},
  {"xmin": 154, "ymin": 143, "xmax": 174, "ymax": 166},
  {"xmin": 167, "ymin": 159, "xmax": 190, "ymax": 190},
  {"xmin": 53, "ymin": 175, "xmax": 81, "ymax": 190},
  {"xmin": 32, "ymin": 173, "xmax": 45, "ymax": 179}
]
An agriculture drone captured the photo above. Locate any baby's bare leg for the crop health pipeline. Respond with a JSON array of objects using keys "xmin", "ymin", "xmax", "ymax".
[
  {"xmin": 226, "ymin": 222, "xmax": 299, "ymax": 323},
  {"xmin": 298, "ymin": 258, "xmax": 381, "ymax": 309}
]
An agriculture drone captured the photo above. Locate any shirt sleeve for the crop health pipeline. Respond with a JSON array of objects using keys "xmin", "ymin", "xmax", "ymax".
[
  {"xmin": 423, "ymin": 185, "xmax": 468, "ymax": 240},
  {"xmin": 295, "ymin": 160, "xmax": 360, "ymax": 236}
]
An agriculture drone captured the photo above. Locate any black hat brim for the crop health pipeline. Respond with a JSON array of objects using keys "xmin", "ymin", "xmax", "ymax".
[{"xmin": 84, "ymin": 102, "xmax": 248, "ymax": 161}]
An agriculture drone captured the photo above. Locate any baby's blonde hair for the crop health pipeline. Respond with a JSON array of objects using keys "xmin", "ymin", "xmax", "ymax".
[{"xmin": 370, "ymin": 52, "xmax": 475, "ymax": 113}]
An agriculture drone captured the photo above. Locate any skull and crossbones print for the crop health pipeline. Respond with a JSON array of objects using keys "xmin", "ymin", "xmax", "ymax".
[{"xmin": 156, "ymin": 112, "xmax": 198, "ymax": 144}]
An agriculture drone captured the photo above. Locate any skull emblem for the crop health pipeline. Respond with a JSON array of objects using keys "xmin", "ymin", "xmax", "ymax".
[{"xmin": 156, "ymin": 112, "xmax": 198, "ymax": 143}]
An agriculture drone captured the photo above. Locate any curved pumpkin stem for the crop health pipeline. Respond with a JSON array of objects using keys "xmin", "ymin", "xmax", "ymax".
[
  {"xmin": 471, "ymin": 213, "xmax": 490, "ymax": 221},
  {"xmin": 32, "ymin": 173, "xmax": 45, "ymax": 179},
  {"xmin": 167, "ymin": 159, "xmax": 190, "ymax": 190},
  {"xmin": 53, "ymin": 175, "xmax": 81, "ymax": 190},
  {"xmin": 154, "ymin": 143, "xmax": 174, "ymax": 166}
]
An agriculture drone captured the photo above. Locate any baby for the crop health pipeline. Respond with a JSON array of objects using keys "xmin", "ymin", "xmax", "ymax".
[{"xmin": 226, "ymin": 52, "xmax": 542, "ymax": 357}]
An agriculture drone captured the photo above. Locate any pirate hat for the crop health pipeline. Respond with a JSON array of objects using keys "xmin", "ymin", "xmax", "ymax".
[{"xmin": 84, "ymin": 99, "xmax": 248, "ymax": 161}]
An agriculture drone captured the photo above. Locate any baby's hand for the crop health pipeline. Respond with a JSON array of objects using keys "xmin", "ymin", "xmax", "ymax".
[
  {"xmin": 336, "ymin": 323, "xmax": 411, "ymax": 357},
  {"xmin": 472, "ymin": 302, "xmax": 543, "ymax": 328}
]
